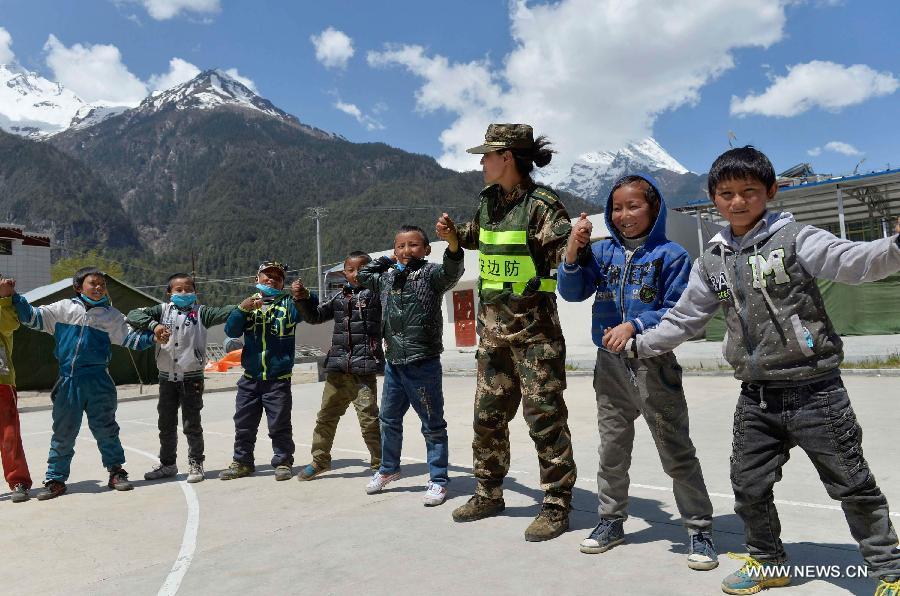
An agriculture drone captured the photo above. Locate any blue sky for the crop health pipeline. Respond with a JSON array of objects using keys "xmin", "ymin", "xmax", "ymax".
[{"xmin": 0, "ymin": 0, "xmax": 897, "ymax": 176}]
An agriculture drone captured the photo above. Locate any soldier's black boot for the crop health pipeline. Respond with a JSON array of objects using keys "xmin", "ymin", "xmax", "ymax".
[
  {"xmin": 452, "ymin": 494, "xmax": 505, "ymax": 522},
  {"xmin": 524, "ymin": 503, "xmax": 569, "ymax": 542}
]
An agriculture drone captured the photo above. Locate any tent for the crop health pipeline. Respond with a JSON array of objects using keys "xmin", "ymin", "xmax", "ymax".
[{"xmin": 13, "ymin": 274, "xmax": 161, "ymax": 390}]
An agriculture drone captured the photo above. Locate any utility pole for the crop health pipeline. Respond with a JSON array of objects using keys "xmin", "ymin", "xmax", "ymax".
[{"xmin": 307, "ymin": 207, "xmax": 328, "ymax": 297}]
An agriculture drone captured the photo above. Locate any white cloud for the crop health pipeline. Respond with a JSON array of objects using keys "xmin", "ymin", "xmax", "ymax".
[
  {"xmin": 148, "ymin": 57, "xmax": 201, "ymax": 92},
  {"xmin": 140, "ymin": 0, "xmax": 220, "ymax": 20},
  {"xmin": 0, "ymin": 27, "xmax": 14, "ymax": 64},
  {"xmin": 43, "ymin": 34, "xmax": 148, "ymax": 105},
  {"xmin": 335, "ymin": 101, "xmax": 384, "ymax": 131},
  {"xmin": 310, "ymin": 27, "xmax": 355, "ymax": 69},
  {"xmin": 731, "ymin": 60, "xmax": 898, "ymax": 117},
  {"xmin": 222, "ymin": 68, "xmax": 257, "ymax": 93},
  {"xmin": 368, "ymin": 0, "xmax": 786, "ymax": 171},
  {"xmin": 807, "ymin": 141, "xmax": 863, "ymax": 157}
]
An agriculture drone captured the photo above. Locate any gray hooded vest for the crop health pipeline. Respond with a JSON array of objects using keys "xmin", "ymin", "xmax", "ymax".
[
  {"xmin": 698, "ymin": 221, "xmax": 843, "ymax": 382},
  {"xmin": 156, "ymin": 303, "xmax": 209, "ymax": 381}
]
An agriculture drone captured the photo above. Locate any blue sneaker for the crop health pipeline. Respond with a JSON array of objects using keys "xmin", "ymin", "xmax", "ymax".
[
  {"xmin": 876, "ymin": 576, "xmax": 900, "ymax": 596},
  {"xmin": 721, "ymin": 553, "xmax": 790, "ymax": 595},
  {"xmin": 688, "ymin": 530, "xmax": 719, "ymax": 571},
  {"xmin": 297, "ymin": 462, "xmax": 330, "ymax": 481},
  {"xmin": 580, "ymin": 518, "xmax": 625, "ymax": 554}
]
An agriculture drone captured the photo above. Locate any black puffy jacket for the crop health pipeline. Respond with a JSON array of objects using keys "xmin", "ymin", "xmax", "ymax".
[
  {"xmin": 356, "ymin": 248, "xmax": 464, "ymax": 365},
  {"xmin": 296, "ymin": 286, "xmax": 384, "ymax": 375}
]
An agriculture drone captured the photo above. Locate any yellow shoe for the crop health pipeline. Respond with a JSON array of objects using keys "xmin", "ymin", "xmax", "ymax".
[{"xmin": 721, "ymin": 553, "xmax": 790, "ymax": 595}]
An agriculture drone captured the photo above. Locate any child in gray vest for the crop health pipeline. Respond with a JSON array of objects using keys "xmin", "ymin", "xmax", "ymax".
[
  {"xmin": 613, "ymin": 146, "xmax": 900, "ymax": 596},
  {"xmin": 126, "ymin": 273, "xmax": 235, "ymax": 483}
]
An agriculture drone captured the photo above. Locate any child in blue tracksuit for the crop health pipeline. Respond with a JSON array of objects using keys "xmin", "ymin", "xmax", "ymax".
[
  {"xmin": 13, "ymin": 267, "xmax": 157, "ymax": 500},
  {"xmin": 557, "ymin": 174, "xmax": 718, "ymax": 570}
]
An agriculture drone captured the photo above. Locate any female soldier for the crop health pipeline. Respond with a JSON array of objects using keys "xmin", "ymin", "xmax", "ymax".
[{"xmin": 436, "ymin": 123, "xmax": 577, "ymax": 542}]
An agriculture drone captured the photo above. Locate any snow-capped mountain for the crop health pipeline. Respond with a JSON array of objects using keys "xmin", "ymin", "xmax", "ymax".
[
  {"xmin": 130, "ymin": 69, "xmax": 338, "ymax": 139},
  {"xmin": 539, "ymin": 137, "xmax": 691, "ymax": 204},
  {"xmin": 0, "ymin": 64, "xmax": 89, "ymax": 137}
]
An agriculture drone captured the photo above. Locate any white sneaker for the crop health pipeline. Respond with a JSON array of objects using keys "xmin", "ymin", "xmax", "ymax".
[
  {"xmin": 423, "ymin": 481, "xmax": 448, "ymax": 507},
  {"xmin": 144, "ymin": 463, "xmax": 177, "ymax": 481},
  {"xmin": 186, "ymin": 460, "xmax": 205, "ymax": 483},
  {"xmin": 365, "ymin": 470, "xmax": 400, "ymax": 494}
]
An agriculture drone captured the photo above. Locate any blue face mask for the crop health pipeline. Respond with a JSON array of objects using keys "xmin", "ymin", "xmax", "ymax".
[
  {"xmin": 80, "ymin": 293, "xmax": 110, "ymax": 307},
  {"xmin": 171, "ymin": 293, "xmax": 197, "ymax": 308},
  {"xmin": 394, "ymin": 263, "xmax": 406, "ymax": 272},
  {"xmin": 255, "ymin": 283, "xmax": 284, "ymax": 297}
]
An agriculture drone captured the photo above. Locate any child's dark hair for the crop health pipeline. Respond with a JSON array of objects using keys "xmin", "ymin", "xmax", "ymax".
[
  {"xmin": 346, "ymin": 251, "xmax": 372, "ymax": 264},
  {"xmin": 506, "ymin": 135, "xmax": 555, "ymax": 176},
  {"xmin": 611, "ymin": 175, "xmax": 661, "ymax": 209},
  {"xmin": 73, "ymin": 266, "xmax": 103, "ymax": 289},
  {"xmin": 397, "ymin": 225, "xmax": 430, "ymax": 245},
  {"xmin": 707, "ymin": 146, "xmax": 776, "ymax": 197},
  {"xmin": 166, "ymin": 272, "xmax": 197, "ymax": 293}
]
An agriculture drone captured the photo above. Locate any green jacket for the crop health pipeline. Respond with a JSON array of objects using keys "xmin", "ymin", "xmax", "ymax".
[
  {"xmin": 357, "ymin": 248, "xmax": 464, "ymax": 365},
  {"xmin": 0, "ymin": 296, "xmax": 19, "ymax": 386}
]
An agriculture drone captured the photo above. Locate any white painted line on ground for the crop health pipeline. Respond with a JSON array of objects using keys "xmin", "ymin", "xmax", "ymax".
[
  {"xmin": 76, "ymin": 436, "xmax": 200, "ymax": 596},
  {"xmin": 123, "ymin": 421, "xmax": 900, "ymax": 519}
]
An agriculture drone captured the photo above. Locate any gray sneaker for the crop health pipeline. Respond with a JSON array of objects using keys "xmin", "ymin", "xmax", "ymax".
[
  {"xmin": 144, "ymin": 463, "xmax": 178, "ymax": 481},
  {"xmin": 10, "ymin": 483, "xmax": 29, "ymax": 503},
  {"xmin": 580, "ymin": 518, "xmax": 625, "ymax": 553},
  {"xmin": 274, "ymin": 465, "xmax": 293, "ymax": 481},
  {"xmin": 186, "ymin": 460, "xmax": 205, "ymax": 483}
]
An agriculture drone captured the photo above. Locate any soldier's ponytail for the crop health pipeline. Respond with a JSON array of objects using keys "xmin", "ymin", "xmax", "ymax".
[{"xmin": 509, "ymin": 135, "xmax": 555, "ymax": 175}]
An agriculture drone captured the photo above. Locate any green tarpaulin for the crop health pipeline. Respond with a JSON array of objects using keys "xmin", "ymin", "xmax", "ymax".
[
  {"xmin": 12, "ymin": 275, "xmax": 160, "ymax": 390},
  {"xmin": 704, "ymin": 273, "xmax": 900, "ymax": 341}
]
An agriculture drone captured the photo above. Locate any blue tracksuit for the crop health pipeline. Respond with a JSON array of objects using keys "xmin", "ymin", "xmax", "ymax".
[
  {"xmin": 556, "ymin": 173, "xmax": 691, "ymax": 347},
  {"xmin": 13, "ymin": 294, "xmax": 155, "ymax": 482}
]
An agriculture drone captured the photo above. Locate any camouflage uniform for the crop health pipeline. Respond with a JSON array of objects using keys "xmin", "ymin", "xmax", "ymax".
[{"xmin": 457, "ymin": 179, "xmax": 577, "ymax": 508}]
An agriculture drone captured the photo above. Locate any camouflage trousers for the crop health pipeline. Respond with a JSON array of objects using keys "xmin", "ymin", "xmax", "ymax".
[{"xmin": 472, "ymin": 340, "xmax": 576, "ymax": 508}]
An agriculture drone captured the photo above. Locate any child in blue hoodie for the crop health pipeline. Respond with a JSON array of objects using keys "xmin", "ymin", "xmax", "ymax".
[{"xmin": 557, "ymin": 174, "xmax": 718, "ymax": 570}]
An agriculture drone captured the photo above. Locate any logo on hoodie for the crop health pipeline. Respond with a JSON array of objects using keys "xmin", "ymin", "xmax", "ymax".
[{"xmin": 711, "ymin": 272, "xmax": 732, "ymax": 302}]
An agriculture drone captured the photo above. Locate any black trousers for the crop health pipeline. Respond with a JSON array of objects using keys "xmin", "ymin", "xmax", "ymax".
[
  {"xmin": 233, "ymin": 377, "xmax": 294, "ymax": 467},
  {"xmin": 158, "ymin": 378, "xmax": 205, "ymax": 465}
]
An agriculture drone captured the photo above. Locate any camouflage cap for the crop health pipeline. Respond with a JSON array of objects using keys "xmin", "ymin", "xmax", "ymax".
[{"xmin": 466, "ymin": 123, "xmax": 534, "ymax": 154}]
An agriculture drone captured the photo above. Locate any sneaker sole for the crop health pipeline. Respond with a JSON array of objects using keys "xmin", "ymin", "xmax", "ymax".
[
  {"xmin": 580, "ymin": 537, "xmax": 625, "ymax": 554},
  {"xmin": 423, "ymin": 496, "xmax": 447, "ymax": 507},
  {"xmin": 110, "ymin": 484, "xmax": 134, "ymax": 491},
  {"xmin": 721, "ymin": 577, "xmax": 791, "ymax": 595},
  {"xmin": 297, "ymin": 467, "xmax": 330, "ymax": 481},
  {"xmin": 186, "ymin": 476, "xmax": 205, "ymax": 483},
  {"xmin": 687, "ymin": 557, "xmax": 720, "ymax": 571},
  {"xmin": 451, "ymin": 505, "xmax": 505, "ymax": 522},
  {"xmin": 10, "ymin": 495, "xmax": 29, "ymax": 503}
]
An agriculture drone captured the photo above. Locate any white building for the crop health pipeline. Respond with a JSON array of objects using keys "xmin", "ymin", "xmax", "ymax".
[
  {"xmin": 0, "ymin": 225, "xmax": 51, "ymax": 292},
  {"xmin": 323, "ymin": 209, "xmax": 722, "ymax": 351}
]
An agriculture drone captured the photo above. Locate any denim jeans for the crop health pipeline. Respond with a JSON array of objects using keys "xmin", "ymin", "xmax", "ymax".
[
  {"xmin": 379, "ymin": 357, "xmax": 448, "ymax": 486},
  {"xmin": 731, "ymin": 375, "xmax": 900, "ymax": 579}
]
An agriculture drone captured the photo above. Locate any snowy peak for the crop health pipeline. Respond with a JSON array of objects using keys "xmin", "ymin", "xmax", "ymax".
[
  {"xmin": 539, "ymin": 137, "xmax": 690, "ymax": 203},
  {"xmin": 0, "ymin": 64, "xmax": 86, "ymax": 137},
  {"xmin": 139, "ymin": 69, "xmax": 286, "ymax": 120}
]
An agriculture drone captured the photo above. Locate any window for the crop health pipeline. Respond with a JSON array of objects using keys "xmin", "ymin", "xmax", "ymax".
[{"xmin": 0, "ymin": 240, "xmax": 11, "ymax": 255}]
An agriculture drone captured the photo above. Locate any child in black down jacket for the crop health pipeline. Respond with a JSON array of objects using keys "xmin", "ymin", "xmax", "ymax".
[{"xmin": 293, "ymin": 251, "xmax": 384, "ymax": 480}]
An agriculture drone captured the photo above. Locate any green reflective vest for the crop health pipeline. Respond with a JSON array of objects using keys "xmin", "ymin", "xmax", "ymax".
[{"xmin": 478, "ymin": 186, "xmax": 558, "ymax": 300}]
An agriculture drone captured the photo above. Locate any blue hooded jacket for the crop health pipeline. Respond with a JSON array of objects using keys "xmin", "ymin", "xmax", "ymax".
[{"xmin": 557, "ymin": 173, "xmax": 691, "ymax": 349}]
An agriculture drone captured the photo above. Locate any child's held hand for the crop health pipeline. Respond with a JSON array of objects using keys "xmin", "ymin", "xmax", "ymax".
[
  {"xmin": 565, "ymin": 213, "xmax": 592, "ymax": 264},
  {"xmin": 436, "ymin": 213, "xmax": 459, "ymax": 251},
  {"xmin": 153, "ymin": 324, "xmax": 171, "ymax": 344},
  {"xmin": 291, "ymin": 279, "xmax": 309, "ymax": 300},
  {"xmin": 239, "ymin": 296, "xmax": 263, "ymax": 311},
  {"xmin": 0, "ymin": 277, "xmax": 15, "ymax": 298},
  {"xmin": 602, "ymin": 322, "xmax": 635, "ymax": 352}
]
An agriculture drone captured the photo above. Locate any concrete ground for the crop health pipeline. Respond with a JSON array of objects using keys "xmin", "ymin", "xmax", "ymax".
[{"xmin": 4, "ymin": 373, "xmax": 899, "ymax": 596}]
